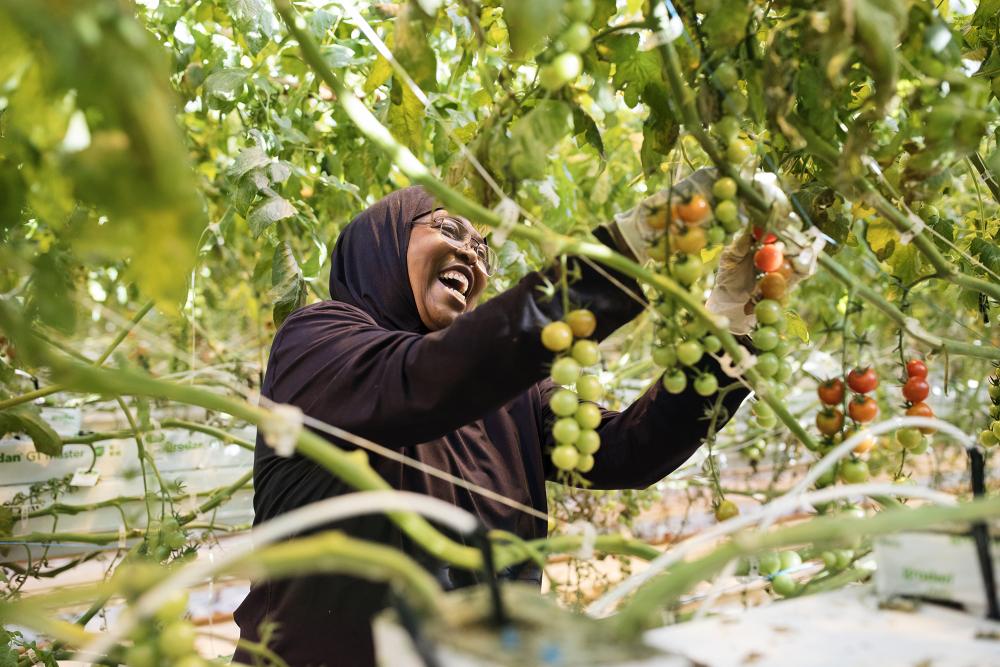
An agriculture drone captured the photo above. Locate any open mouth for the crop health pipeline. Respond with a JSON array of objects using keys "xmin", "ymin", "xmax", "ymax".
[{"xmin": 437, "ymin": 267, "xmax": 471, "ymax": 305}]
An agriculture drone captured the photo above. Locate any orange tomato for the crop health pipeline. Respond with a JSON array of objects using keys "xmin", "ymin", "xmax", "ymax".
[
  {"xmin": 906, "ymin": 402, "xmax": 936, "ymax": 434},
  {"xmin": 676, "ymin": 194, "xmax": 711, "ymax": 224}
]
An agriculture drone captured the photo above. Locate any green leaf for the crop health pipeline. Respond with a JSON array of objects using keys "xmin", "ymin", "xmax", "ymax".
[
  {"xmin": 229, "ymin": 146, "xmax": 271, "ymax": 179},
  {"xmin": 971, "ymin": 237, "xmax": 1000, "ymax": 277},
  {"xmin": 639, "ymin": 114, "xmax": 678, "ymax": 176},
  {"xmin": 887, "ymin": 243, "xmax": 923, "ymax": 285},
  {"xmin": 701, "ymin": 0, "xmax": 751, "ymax": 51},
  {"xmin": 364, "ymin": 54, "xmax": 394, "ymax": 94},
  {"xmin": 388, "ymin": 82, "xmax": 426, "ymax": 155},
  {"xmin": 271, "ymin": 242, "xmax": 307, "ymax": 327},
  {"xmin": 204, "ymin": 68, "xmax": 248, "ymax": 104},
  {"xmin": 248, "ymin": 196, "xmax": 296, "ymax": 238},
  {"xmin": 784, "ymin": 311, "xmax": 810, "ymax": 343},
  {"xmin": 612, "ymin": 49, "xmax": 661, "ymax": 108},
  {"xmin": 571, "ymin": 104, "xmax": 605, "ymax": 159},
  {"xmin": 0, "ymin": 406, "xmax": 62, "ymax": 456},
  {"xmin": 228, "ymin": 0, "xmax": 279, "ymax": 39},
  {"xmin": 509, "ymin": 100, "xmax": 573, "ymax": 179},
  {"xmin": 973, "ymin": 0, "xmax": 1000, "ymax": 27},
  {"xmin": 393, "ymin": 4, "xmax": 437, "ymax": 91},
  {"xmin": 503, "ymin": 0, "xmax": 563, "ymax": 59}
]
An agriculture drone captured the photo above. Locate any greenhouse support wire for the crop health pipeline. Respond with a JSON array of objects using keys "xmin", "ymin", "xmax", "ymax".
[
  {"xmin": 587, "ymin": 414, "xmax": 975, "ymax": 617},
  {"xmin": 74, "ymin": 490, "xmax": 478, "ymax": 663}
]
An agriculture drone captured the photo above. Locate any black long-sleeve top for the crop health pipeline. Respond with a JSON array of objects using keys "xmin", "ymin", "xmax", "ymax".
[{"xmin": 232, "ymin": 187, "xmax": 750, "ymax": 667}]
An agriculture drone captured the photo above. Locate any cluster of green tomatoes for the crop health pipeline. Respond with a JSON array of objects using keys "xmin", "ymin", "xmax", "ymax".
[
  {"xmin": 979, "ymin": 364, "xmax": 1000, "ymax": 449},
  {"xmin": 541, "ymin": 308, "xmax": 606, "ymax": 473},
  {"xmin": 537, "ymin": 0, "xmax": 595, "ymax": 91}
]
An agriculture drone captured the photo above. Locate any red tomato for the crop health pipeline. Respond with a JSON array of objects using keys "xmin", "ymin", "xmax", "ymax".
[
  {"xmin": 816, "ymin": 408, "xmax": 844, "ymax": 436},
  {"xmin": 847, "ymin": 367, "xmax": 878, "ymax": 394},
  {"xmin": 676, "ymin": 194, "xmax": 711, "ymax": 224},
  {"xmin": 906, "ymin": 402, "xmax": 936, "ymax": 434},
  {"xmin": 817, "ymin": 378, "xmax": 845, "ymax": 406},
  {"xmin": 752, "ymin": 226, "xmax": 777, "ymax": 244},
  {"xmin": 754, "ymin": 245, "xmax": 784, "ymax": 273},
  {"xmin": 906, "ymin": 359, "xmax": 927, "ymax": 379},
  {"xmin": 848, "ymin": 396, "xmax": 878, "ymax": 423},
  {"xmin": 902, "ymin": 377, "xmax": 930, "ymax": 403}
]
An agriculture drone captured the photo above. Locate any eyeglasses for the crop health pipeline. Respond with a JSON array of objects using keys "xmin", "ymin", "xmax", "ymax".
[{"xmin": 413, "ymin": 215, "xmax": 498, "ymax": 276}]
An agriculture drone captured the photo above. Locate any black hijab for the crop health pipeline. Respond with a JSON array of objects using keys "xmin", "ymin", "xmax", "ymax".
[{"xmin": 328, "ymin": 186, "xmax": 440, "ymax": 333}]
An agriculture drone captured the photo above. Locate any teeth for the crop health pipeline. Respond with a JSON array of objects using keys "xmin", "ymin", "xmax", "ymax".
[{"xmin": 439, "ymin": 270, "xmax": 469, "ymax": 296}]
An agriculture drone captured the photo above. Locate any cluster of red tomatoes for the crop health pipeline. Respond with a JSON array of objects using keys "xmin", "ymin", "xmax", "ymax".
[{"xmin": 541, "ymin": 309, "xmax": 605, "ymax": 473}]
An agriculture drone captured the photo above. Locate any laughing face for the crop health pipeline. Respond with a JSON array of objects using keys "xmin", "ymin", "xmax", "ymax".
[{"xmin": 407, "ymin": 211, "xmax": 488, "ymax": 331}]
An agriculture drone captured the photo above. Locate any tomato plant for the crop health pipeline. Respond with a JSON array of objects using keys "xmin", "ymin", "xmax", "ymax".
[{"xmin": 0, "ymin": 0, "xmax": 999, "ymax": 662}]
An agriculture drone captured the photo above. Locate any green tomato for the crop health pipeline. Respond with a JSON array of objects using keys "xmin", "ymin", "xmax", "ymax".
[
  {"xmin": 821, "ymin": 551, "xmax": 839, "ymax": 570},
  {"xmin": 662, "ymin": 370, "xmax": 687, "ymax": 394},
  {"xmin": 656, "ymin": 299, "xmax": 676, "ymax": 317},
  {"xmin": 576, "ymin": 374, "xmax": 604, "ymax": 402},
  {"xmin": 551, "ymin": 445, "xmax": 580, "ymax": 471},
  {"xmin": 539, "ymin": 64, "xmax": 565, "ymax": 91},
  {"xmin": 839, "ymin": 459, "xmax": 870, "ymax": 484},
  {"xmin": 988, "ymin": 382, "xmax": 1000, "ymax": 402},
  {"xmin": 896, "ymin": 428, "xmax": 923, "ymax": 451},
  {"xmin": 753, "ymin": 326, "xmax": 780, "ymax": 351},
  {"xmin": 752, "ymin": 400, "xmax": 773, "ymax": 419},
  {"xmin": 744, "ymin": 444, "xmax": 763, "ymax": 460},
  {"xmin": 677, "ymin": 341, "xmax": 704, "ymax": 366},
  {"xmin": 714, "ymin": 200, "xmax": 739, "ymax": 226},
  {"xmin": 702, "ymin": 335, "xmax": 722, "ymax": 354},
  {"xmin": 775, "ymin": 361, "xmax": 793, "ymax": 383},
  {"xmin": 125, "ymin": 644, "xmax": 158, "ymax": 667},
  {"xmin": 552, "ymin": 52, "xmax": 582, "ymax": 81},
  {"xmin": 566, "ymin": 0, "xmax": 595, "ymax": 22},
  {"xmin": 758, "ymin": 551, "xmax": 781, "ymax": 576},
  {"xmin": 771, "ymin": 573, "xmax": 798, "ymax": 597},
  {"xmin": 754, "ymin": 300, "xmax": 783, "ymax": 325},
  {"xmin": 755, "ymin": 352, "xmax": 779, "ymax": 378},
  {"xmin": 722, "ymin": 92, "xmax": 748, "ymax": 116},
  {"xmin": 694, "ymin": 373, "xmax": 719, "ymax": 396},
  {"xmin": 541, "ymin": 321, "xmax": 573, "ymax": 351},
  {"xmin": 560, "ymin": 22, "xmax": 592, "ymax": 53},
  {"xmin": 553, "ymin": 417, "xmax": 581, "ymax": 444},
  {"xmin": 835, "ymin": 549, "xmax": 854, "ymax": 569},
  {"xmin": 549, "ymin": 389, "xmax": 579, "ymax": 417},
  {"xmin": 576, "ymin": 453, "xmax": 595, "ymax": 472},
  {"xmin": 979, "ymin": 429, "xmax": 999, "ymax": 448},
  {"xmin": 155, "ymin": 591, "xmax": 189, "ymax": 624},
  {"xmin": 551, "ymin": 357, "xmax": 581, "ymax": 385},
  {"xmin": 707, "ymin": 225, "xmax": 726, "ymax": 245},
  {"xmin": 713, "ymin": 115, "xmax": 741, "ymax": 144},
  {"xmin": 713, "ymin": 177, "xmax": 738, "ymax": 200},
  {"xmin": 814, "ymin": 463, "xmax": 838, "ymax": 488},
  {"xmin": 713, "ymin": 62, "xmax": 739, "ymax": 90},
  {"xmin": 779, "ymin": 551, "xmax": 802, "ymax": 570},
  {"xmin": 159, "ymin": 621, "xmax": 196, "ymax": 659},
  {"xmin": 991, "ymin": 420, "xmax": 1000, "ymax": 439},
  {"xmin": 652, "ymin": 345, "xmax": 678, "ymax": 367},
  {"xmin": 571, "ymin": 339, "xmax": 601, "ymax": 367},
  {"xmin": 575, "ymin": 402, "xmax": 603, "ymax": 430},
  {"xmin": 576, "ymin": 429, "xmax": 601, "ymax": 454},
  {"xmin": 727, "ymin": 139, "xmax": 751, "ymax": 164},
  {"xmin": 672, "ymin": 255, "xmax": 703, "ymax": 285},
  {"xmin": 683, "ymin": 317, "xmax": 709, "ymax": 338}
]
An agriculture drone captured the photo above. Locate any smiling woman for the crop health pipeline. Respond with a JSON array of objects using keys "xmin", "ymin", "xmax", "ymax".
[
  {"xmin": 233, "ymin": 186, "xmax": 752, "ymax": 666},
  {"xmin": 407, "ymin": 212, "xmax": 490, "ymax": 330}
]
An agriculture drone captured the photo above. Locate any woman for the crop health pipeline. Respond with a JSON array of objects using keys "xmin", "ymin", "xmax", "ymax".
[{"xmin": 233, "ymin": 182, "xmax": 766, "ymax": 666}]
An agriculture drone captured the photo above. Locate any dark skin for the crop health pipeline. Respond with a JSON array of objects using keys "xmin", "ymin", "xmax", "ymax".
[{"xmin": 407, "ymin": 211, "xmax": 488, "ymax": 330}]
